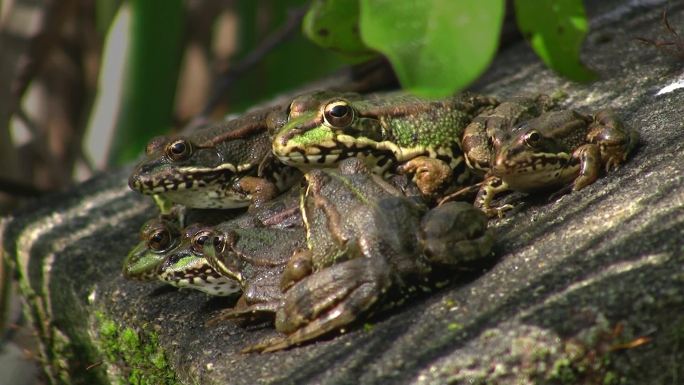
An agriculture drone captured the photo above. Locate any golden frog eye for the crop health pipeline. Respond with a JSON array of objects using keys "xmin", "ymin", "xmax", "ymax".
[
  {"xmin": 323, "ymin": 100, "xmax": 354, "ymax": 128},
  {"xmin": 166, "ymin": 139, "xmax": 192, "ymax": 161},
  {"xmin": 148, "ymin": 228, "xmax": 173, "ymax": 252},
  {"xmin": 523, "ymin": 130, "xmax": 542, "ymax": 147},
  {"xmin": 191, "ymin": 230, "xmax": 213, "ymax": 254}
]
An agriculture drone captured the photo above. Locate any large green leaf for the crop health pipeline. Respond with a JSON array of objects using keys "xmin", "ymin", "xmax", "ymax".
[
  {"xmin": 514, "ymin": 0, "xmax": 596, "ymax": 82},
  {"xmin": 359, "ymin": 0, "xmax": 504, "ymax": 97},
  {"xmin": 302, "ymin": 0, "xmax": 375, "ymax": 60}
]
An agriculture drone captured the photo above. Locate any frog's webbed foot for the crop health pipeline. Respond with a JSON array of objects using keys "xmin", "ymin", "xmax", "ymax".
[
  {"xmin": 587, "ymin": 109, "xmax": 639, "ymax": 172},
  {"xmin": 234, "ymin": 176, "xmax": 278, "ymax": 210},
  {"xmin": 397, "ymin": 156, "xmax": 452, "ymax": 197},
  {"xmin": 474, "ymin": 176, "xmax": 514, "ymax": 217},
  {"xmin": 207, "ymin": 296, "xmax": 280, "ymax": 326},
  {"xmin": 246, "ymin": 257, "xmax": 392, "ymax": 353},
  {"xmin": 420, "ymin": 202, "xmax": 494, "ymax": 266}
]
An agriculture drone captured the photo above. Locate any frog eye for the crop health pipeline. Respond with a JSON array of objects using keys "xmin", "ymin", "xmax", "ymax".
[
  {"xmin": 148, "ymin": 228, "xmax": 173, "ymax": 252},
  {"xmin": 191, "ymin": 230, "xmax": 212, "ymax": 254},
  {"xmin": 523, "ymin": 130, "xmax": 542, "ymax": 147},
  {"xmin": 166, "ymin": 139, "xmax": 192, "ymax": 161},
  {"xmin": 323, "ymin": 100, "xmax": 354, "ymax": 128}
]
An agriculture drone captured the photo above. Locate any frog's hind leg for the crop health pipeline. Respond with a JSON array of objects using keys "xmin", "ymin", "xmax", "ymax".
[{"xmin": 244, "ymin": 257, "xmax": 392, "ymax": 353}]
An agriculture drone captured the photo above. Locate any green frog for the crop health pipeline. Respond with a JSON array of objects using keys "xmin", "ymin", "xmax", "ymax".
[
  {"xmin": 470, "ymin": 108, "xmax": 639, "ymax": 216},
  {"xmin": 217, "ymin": 158, "xmax": 494, "ymax": 352},
  {"xmin": 128, "ymin": 105, "xmax": 300, "ymax": 209},
  {"xmin": 202, "ymin": 225, "xmax": 306, "ymax": 322},
  {"xmin": 271, "ymin": 91, "xmax": 498, "ymax": 197},
  {"xmin": 155, "ymin": 223, "xmax": 242, "ymax": 296},
  {"xmin": 123, "ymin": 188, "xmax": 302, "ymax": 292},
  {"xmin": 124, "ymin": 219, "xmax": 242, "ymax": 296}
]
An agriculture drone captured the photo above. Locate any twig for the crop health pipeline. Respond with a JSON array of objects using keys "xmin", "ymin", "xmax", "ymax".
[{"xmin": 199, "ymin": 6, "xmax": 307, "ymax": 119}]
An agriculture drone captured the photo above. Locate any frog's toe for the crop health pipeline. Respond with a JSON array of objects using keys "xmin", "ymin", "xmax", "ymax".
[{"xmin": 273, "ymin": 257, "xmax": 391, "ymax": 349}]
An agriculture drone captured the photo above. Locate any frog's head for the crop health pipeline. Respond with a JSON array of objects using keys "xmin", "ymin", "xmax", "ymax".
[
  {"xmin": 156, "ymin": 225, "xmax": 242, "ymax": 296},
  {"xmin": 123, "ymin": 218, "xmax": 181, "ymax": 281},
  {"xmin": 128, "ymin": 119, "xmax": 272, "ymax": 208},
  {"xmin": 272, "ymin": 92, "xmax": 387, "ymax": 170},
  {"xmin": 491, "ymin": 111, "xmax": 588, "ymax": 191}
]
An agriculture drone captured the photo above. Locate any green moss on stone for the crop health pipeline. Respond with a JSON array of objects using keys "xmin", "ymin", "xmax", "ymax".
[{"xmin": 95, "ymin": 311, "xmax": 178, "ymax": 385}]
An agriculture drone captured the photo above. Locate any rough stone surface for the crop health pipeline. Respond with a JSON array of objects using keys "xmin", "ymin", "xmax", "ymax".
[{"xmin": 2, "ymin": 1, "xmax": 684, "ymax": 384}]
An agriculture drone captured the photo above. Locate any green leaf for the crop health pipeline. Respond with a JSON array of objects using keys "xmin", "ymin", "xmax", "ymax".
[
  {"xmin": 514, "ymin": 0, "xmax": 596, "ymax": 82},
  {"xmin": 359, "ymin": 0, "xmax": 504, "ymax": 97},
  {"xmin": 302, "ymin": 0, "xmax": 375, "ymax": 60}
]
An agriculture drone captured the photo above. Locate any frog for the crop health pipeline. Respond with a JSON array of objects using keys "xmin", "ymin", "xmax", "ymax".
[
  {"xmin": 271, "ymin": 90, "xmax": 499, "ymax": 198},
  {"xmin": 128, "ymin": 105, "xmax": 301, "ymax": 210},
  {"xmin": 155, "ymin": 223, "xmax": 242, "ymax": 296},
  {"xmin": 470, "ymin": 108, "xmax": 639, "ymax": 216},
  {"xmin": 123, "ymin": 187, "xmax": 303, "ymax": 292},
  {"xmin": 124, "ymin": 219, "xmax": 241, "ymax": 296},
  {"xmin": 202, "ymin": 225, "xmax": 307, "ymax": 322},
  {"xmin": 211, "ymin": 158, "xmax": 494, "ymax": 352}
]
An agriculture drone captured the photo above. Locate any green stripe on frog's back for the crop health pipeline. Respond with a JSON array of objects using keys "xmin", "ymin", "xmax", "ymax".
[{"xmin": 272, "ymin": 91, "xmax": 497, "ymax": 178}]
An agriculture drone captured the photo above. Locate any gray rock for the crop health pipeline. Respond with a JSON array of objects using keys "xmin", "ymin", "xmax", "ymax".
[{"xmin": 2, "ymin": 1, "xmax": 684, "ymax": 384}]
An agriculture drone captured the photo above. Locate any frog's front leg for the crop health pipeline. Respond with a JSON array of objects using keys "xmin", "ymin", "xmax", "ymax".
[
  {"xmin": 587, "ymin": 109, "xmax": 639, "ymax": 171},
  {"xmin": 208, "ymin": 277, "xmax": 285, "ymax": 325},
  {"xmin": 420, "ymin": 202, "xmax": 494, "ymax": 266},
  {"xmin": 474, "ymin": 176, "xmax": 514, "ymax": 217},
  {"xmin": 571, "ymin": 143, "xmax": 601, "ymax": 190},
  {"xmin": 244, "ymin": 256, "xmax": 391, "ymax": 353},
  {"xmin": 234, "ymin": 176, "xmax": 278, "ymax": 209},
  {"xmin": 396, "ymin": 156, "xmax": 452, "ymax": 197}
]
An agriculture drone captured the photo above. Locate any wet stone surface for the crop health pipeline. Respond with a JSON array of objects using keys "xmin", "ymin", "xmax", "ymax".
[{"xmin": 2, "ymin": 1, "xmax": 684, "ymax": 384}]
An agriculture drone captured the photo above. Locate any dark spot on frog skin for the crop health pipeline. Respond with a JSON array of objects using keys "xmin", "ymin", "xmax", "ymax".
[{"xmin": 318, "ymin": 28, "xmax": 329, "ymax": 37}]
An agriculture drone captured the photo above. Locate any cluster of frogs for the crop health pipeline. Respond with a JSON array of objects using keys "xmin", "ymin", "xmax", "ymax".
[{"xmin": 123, "ymin": 91, "xmax": 638, "ymax": 352}]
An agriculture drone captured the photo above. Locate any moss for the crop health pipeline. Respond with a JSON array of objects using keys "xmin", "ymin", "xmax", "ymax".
[
  {"xmin": 447, "ymin": 322, "xmax": 463, "ymax": 331},
  {"xmin": 95, "ymin": 311, "xmax": 178, "ymax": 385}
]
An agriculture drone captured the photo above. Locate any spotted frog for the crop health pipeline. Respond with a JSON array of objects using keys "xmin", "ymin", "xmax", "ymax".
[
  {"xmin": 123, "ymin": 188, "xmax": 303, "ymax": 294},
  {"xmin": 467, "ymin": 107, "xmax": 639, "ymax": 216},
  {"xmin": 271, "ymin": 91, "xmax": 498, "ymax": 197},
  {"xmin": 128, "ymin": 105, "xmax": 300, "ymax": 210},
  {"xmin": 207, "ymin": 158, "xmax": 494, "ymax": 352}
]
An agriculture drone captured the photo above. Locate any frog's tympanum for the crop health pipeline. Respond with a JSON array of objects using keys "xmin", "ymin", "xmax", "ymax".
[
  {"xmin": 271, "ymin": 91, "xmax": 498, "ymax": 197},
  {"xmin": 128, "ymin": 106, "xmax": 300, "ymax": 210},
  {"xmin": 204, "ymin": 158, "xmax": 494, "ymax": 352}
]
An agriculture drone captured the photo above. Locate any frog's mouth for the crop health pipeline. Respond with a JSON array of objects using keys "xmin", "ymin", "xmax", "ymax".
[
  {"xmin": 128, "ymin": 160, "xmax": 256, "ymax": 195},
  {"xmin": 492, "ymin": 152, "xmax": 578, "ymax": 191}
]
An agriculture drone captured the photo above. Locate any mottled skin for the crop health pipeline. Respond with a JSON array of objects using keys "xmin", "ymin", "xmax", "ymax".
[
  {"xmin": 123, "ymin": 188, "xmax": 302, "ymax": 294},
  {"xmin": 128, "ymin": 105, "xmax": 300, "ymax": 209},
  {"xmin": 203, "ymin": 224, "xmax": 306, "ymax": 322},
  {"xmin": 208, "ymin": 158, "xmax": 494, "ymax": 352},
  {"xmin": 471, "ymin": 108, "xmax": 639, "ymax": 216},
  {"xmin": 272, "ymin": 91, "xmax": 498, "ymax": 197},
  {"xmin": 123, "ymin": 219, "xmax": 241, "ymax": 296}
]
